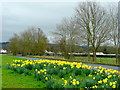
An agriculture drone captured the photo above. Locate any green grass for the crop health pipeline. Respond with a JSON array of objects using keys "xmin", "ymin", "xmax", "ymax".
[
  {"xmin": 0, "ymin": 55, "xmax": 2, "ymax": 89},
  {"xmin": 1, "ymin": 55, "xmax": 89, "ymax": 88},
  {"xmin": 31, "ymin": 55, "xmax": 118, "ymax": 66},
  {"xmin": 2, "ymin": 55, "xmax": 46, "ymax": 88},
  {"xmin": 2, "ymin": 55, "xmax": 119, "ymax": 88},
  {"xmin": 74, "ymin": 57, "xmax": 117, "ymax": 65}
]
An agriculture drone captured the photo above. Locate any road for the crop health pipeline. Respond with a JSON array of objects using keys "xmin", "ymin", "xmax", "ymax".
[{"xmin": 16, "ymin": 56, "xmax": 120, "ymax": 71}]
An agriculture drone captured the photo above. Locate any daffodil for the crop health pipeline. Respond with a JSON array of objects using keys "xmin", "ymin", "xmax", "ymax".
[
  {"xmin": 98, "ymin": 80, "xmax": 102, "ymax": 84},
  {"xmin": 45, "ymin": 77, "xmax": 48, "ymax": 80},
  {"xmin": 88, "ymin": 74, "xmax": 92, "ymax": 77},
  {"xmin": 112, "ymin": 82, "xmax": 116, "ymax": 85},
  {"xmin": 63, "ymin": 67, "xmax": 66, "ymax": 70},
  {"xmin": 72, "ymin": 81, "xmax": 76, "ymax": 85},
  {"xmin": 103, "ymin": 78, "xmax": 108, "ymax": 83},
  {"xmin": 64, "ymin": 80, "xmax": 67, "ymax": 84},
  {"xmin": 44, "ymin": 72, "xmax": 46, "ymax": 74},
  {"xmin": 112, "ymin": 85, "xmax": 116, "ymax": 88},
  {"xmin": 44, "ymin": 64, "xmax": 46, "ymax": 66},
  {"xmin": 62, "ymin": 78, "xmax": 64, "ymax": 80},
  {"xmin": 54, "ymin": 66, "xmax": 56, "ymax": 68},
  {"xmin": 70, "ymin": 76, "xmax": 72, "ymax": 79},
  {"xmin": 102, "ymin": 86, "xmax": 104, "ymax": 88},
  {"xmin": 73, "ymin": 79, "xmax": 76, "ymax": 82},
  {"xmin": 76, "ymin": 81, "xmax": 79, "ymax": 85},
  {"xmin": 108, "ymin": 75, "xmax": 112, "ymax": 78},
  {"xmin": 38, "ymin": 71, "xmax": 40, "ymax": 74},
  {"xmin": 94, "ymin": 85, "xmax": 98, "ymax": 88},
  {"xmin": 109, "ymin": 82, "xmax": 113, "ymax": 86}
]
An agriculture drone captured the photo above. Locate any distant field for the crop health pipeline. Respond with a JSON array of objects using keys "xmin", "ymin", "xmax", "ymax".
[
  {"xmin": 75, "ymin": 57, "xmax": 116, "ymax": 65},
  {"xmin": 33, "ymin": 55, "xmax": 117, "ymax": 66}
]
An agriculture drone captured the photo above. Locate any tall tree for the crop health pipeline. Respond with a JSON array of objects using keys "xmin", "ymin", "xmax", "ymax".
[
  {"xmin": 75, "ymin": 2, "xmax": 110, "ymax": 61},
  {"xmin": 109, "ymin": 4, "xmax": 118, "ymax": 63},
  {"xmin": 8, "ymin": 34, "xmax": 20, "ymax": 55},
  {"xmin": 53, "ymin": 17, "xmax": 80, "ymax": 59}
]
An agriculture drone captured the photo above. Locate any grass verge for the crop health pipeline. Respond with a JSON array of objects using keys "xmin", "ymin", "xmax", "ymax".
[
  {"xmin": 2, "ymin": 55, "xmax": 46, "ymax": 88},
  {"xmin": 27, "ymin": 55, "xmax": 119, "ymax": 66}
]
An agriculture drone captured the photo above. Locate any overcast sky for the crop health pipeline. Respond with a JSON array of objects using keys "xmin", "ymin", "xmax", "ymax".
[
  {"xmin": 2, "ymin": 2, "xmax": 79, "ymax": 43},
  {"xmin": 1, "ymin": 2, "xmax": 118, "ymax": 43}
]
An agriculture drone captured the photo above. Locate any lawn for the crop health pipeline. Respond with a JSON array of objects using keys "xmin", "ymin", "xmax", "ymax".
[
  {"xmin": 2, "ymin": 55, "xmax": 120, "ymax": 88},
  {"xmin": 2, "ymin": 55, "xmax": 46, "ymax": 88}
]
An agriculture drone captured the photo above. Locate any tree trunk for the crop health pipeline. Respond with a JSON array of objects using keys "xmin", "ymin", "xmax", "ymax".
[
  {"xmin": 93, "ymin": 50, "xmax": 96, "ymax": 62},
  {"xmin": 87, "ymin": 41, "xmax": 90, "ymax": 61},
  {"xmin": 64, "ymin": 53, "xmax": 70, "ymax": 59},
  {"xmin": 115, "ymin": 46, "xmax": 118, "ymax": 64}
]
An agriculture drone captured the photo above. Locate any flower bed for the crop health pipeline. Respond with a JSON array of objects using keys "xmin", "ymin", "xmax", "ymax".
[{"xmin": 6, "ymin": 59, "xmax": 120, "ymax": 88}]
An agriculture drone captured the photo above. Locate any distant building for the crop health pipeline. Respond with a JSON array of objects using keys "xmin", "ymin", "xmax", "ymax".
[{"xmin": 0, "ymin": 49, "xmax": 7, "ymax": 54}]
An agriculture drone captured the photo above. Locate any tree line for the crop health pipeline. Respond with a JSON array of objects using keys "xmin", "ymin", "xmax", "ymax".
[
  {"xmin": 8, "ymin": 27, "xmax": 48, "ymax": 56},
  {"xmin": 8, "ymin": 2, "xmax": 118, "ymax": 63},
  {"xmin": 52, "ymin": 2, "xmax": 118, "ymax": 62}
]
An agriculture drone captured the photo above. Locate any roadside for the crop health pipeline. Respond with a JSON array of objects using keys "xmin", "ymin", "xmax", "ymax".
[
  {"xmin": 15, "ymin": 56, "xmax": 120, "ymax": 71},
  {"xmin": 16, "ymin": 55, "xmax": 119, "ymax": 66}
]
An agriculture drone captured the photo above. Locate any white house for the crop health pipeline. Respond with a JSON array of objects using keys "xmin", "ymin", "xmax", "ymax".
[{"xmin": 0, "ymin": 49, "xmax": 7, "ymax": 53}]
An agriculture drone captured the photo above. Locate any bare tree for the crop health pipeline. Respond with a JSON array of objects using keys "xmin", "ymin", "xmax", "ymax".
[
  {"xmin": 75, "ymin": 2, "xmax": 110, "ymax": 61},
  {"xmin": 109, "ymin": 4, "xmax": 118, "ymax": 63},
  {"xmin": 53, "ymin": 17, "xmax": 80, "ymax": 59}
]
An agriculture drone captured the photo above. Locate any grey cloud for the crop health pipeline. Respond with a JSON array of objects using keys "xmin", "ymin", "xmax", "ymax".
[{"xmin": 2, "ymin": 2, "xmax": 78, "ymax": 42}]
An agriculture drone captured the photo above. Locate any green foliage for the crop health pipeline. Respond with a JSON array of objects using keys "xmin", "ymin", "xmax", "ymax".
[
  {"xmin": 24, "ymin": 64, "xmax": 33, "ymax": 70},
  {"xmin": 3, "ymin": 55, "xmax": 120, "ymax": 88},
  {"xmin": 72, "ymin": 68, "xmax": 82, "ymax": 76},
  {"xmin": 24, "ymin": 69, "xmax": 31, "ymax": 76},
  {"xmin": 6, "ymin": 64, "xmax": 11, "ymax": 69},
  {"xmin": 84, "ymin": 79, "xmax": 97, "ymax": 87},
  {"xmin": 58, "ymin": 70, "xmax": 67, "ymax": 78},
  {"xmin": 82, "ymin": 68, "xmax": 91, "ymax": 76},
  {"xmin": 8, "ymin": 27, "xmax": 48, "ymax": 56},
  {"xmin": 45, "ymin": 79, "xmax": 55, "ymax": 88},
  {"xmin": 90, "ymin": 69, "xmax": 97, "ymax": 75},
  {"xmin": 33, "ymin": 64, "xmax": 44, "ymax": 70},
  {"xmin": 52, "ymin": 81, "xmax": 63, "ymax": 88},
  {"xmin": 16, "ymin": 67, "xmax": 24, "ymax": 74},
  {"xmin": 95, "ymin": 75, "xmax": 102, "ymax": 81},
  {"xmin": 36, "ymin": 72, "xmax": 44, "ymax": 81}
]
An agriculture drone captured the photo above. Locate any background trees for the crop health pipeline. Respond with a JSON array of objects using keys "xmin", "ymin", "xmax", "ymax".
[
  {"xmin": 8, "ymin": 27, "xmax": 48, "ymax": 56},
  {"xmin": 53, "ymin": 18, "xmax": 80, "ymax": 59},
  {"xmin": 108, "ymin": 4, "xmax": 118, "ymax": 63},
  {"xmin": 75, "ymin": 2, "xmax": 111, "ymax": 62},
  {"xmin": 53, "ymin": 2, "xmax": 117, "ymax": 62},
  {"xmin": 8, "ymin": 34, "xmax": 20, "ymax": 55},
  {"xmin": 8, "ymin": 2, "xmax": 118, "ymax": 63}
]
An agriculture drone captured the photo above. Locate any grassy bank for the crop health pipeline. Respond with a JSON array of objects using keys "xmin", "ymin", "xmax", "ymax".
[
  {"xmin": 3, "ymin": 56, "xmax": 120, "ymax": 88},
  {"xmin": 2, "ymin": 55, "xmax": 45, "ymax": 88},
  {"xmin": 31, "ymin": 55, "xmax": 118, "ymax": 66},
  {"xmin": 1, "ymin": 55, "xmax": 120, "ymax": 88}
]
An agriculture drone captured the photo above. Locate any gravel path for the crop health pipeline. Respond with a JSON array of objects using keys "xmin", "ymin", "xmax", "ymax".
[{"xmin": 16, "ymin": 56, "xmax": 120, "ymax": 71}]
